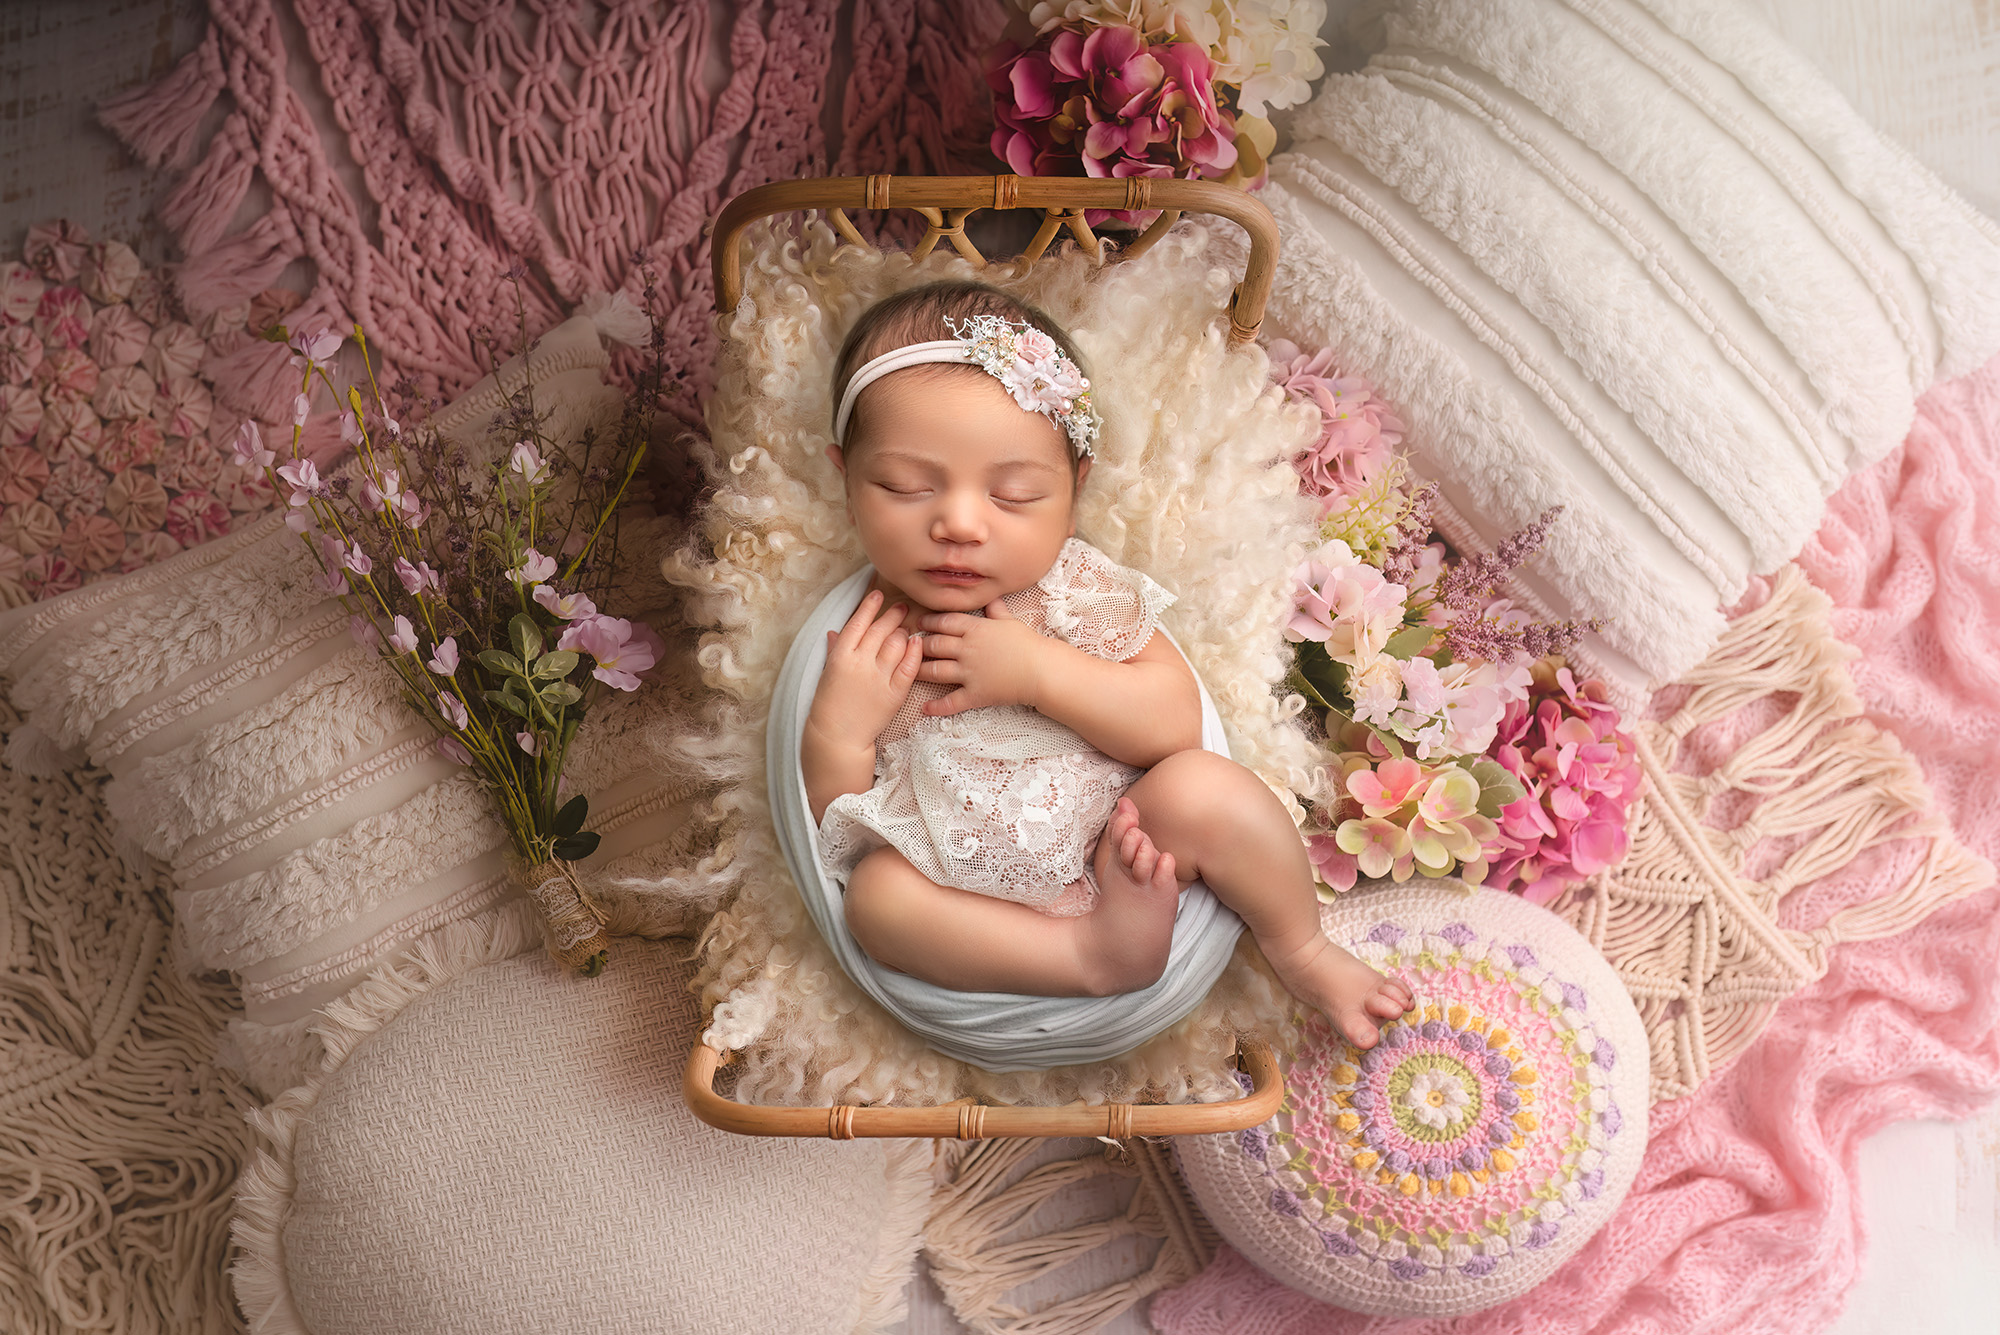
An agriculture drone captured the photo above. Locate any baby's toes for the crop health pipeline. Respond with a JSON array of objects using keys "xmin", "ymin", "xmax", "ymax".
[
  {"xmin": 1129, "ymin": 833, "xmax": 1159, "ymax": 883},
  {"xmin": 1365, "ymin": 987, "xmax": 1410, "ymax": 1019},
  {"xmin": 1107, "ymin": 797, "xmax": 1139, "ymax": 843},
  {"xmin": 1333, "ymin": 1003, "xmax": 1381, "ymax": 1051},
  {"xmin": 1150, "ymin": 851, "xmax": 1177, "ymax": 894}
]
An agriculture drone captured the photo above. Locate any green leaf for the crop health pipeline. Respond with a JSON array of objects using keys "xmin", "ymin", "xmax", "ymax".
[
  {"xmin": 552, "ymin": 831, "xmax": 600, "ymax": 862},
  {"xmin": 542, "ymin": 681, "xmax": 583, "ymax": 707},
  {"xmin": 1383, "ymin": 626, "xmax": 1435, "ymax": 660},
  {"xmin": 1468, "ymin": 757, "xmax": 1527, "ymax": 818},
  {"xmin": 483, "ymin": 689, "xmax": 529, "ymax": 718},
  {"xmin": 477, "ymin": 649, "xmax": 526, "ymax": 678},
  {"xmin": 1295, "ymin": 641, "xmax": 1351, "ymax": 710},
  {"xmin": 553, "ymin": 794, "xmax": 589, "ymax": 839},
  {"xmin": 1287, "ymin": 666, "xmax": 1334, "ymax": 713},
  {"xmin": 531, "ymin": 649, "xmax": 579, "ymax": 681},
  {"xmin": 510, "ymin": 613, "xmax": 544, "ymax": 663}
]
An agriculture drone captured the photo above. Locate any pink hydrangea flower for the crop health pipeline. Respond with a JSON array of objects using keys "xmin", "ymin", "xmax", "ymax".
[
  {"xmin": 1484, "ymin": 667, "xmax": 1643, "ymax": 902},
  {"xmin": 1267, "ymin": 339, "xmax": 1405, "ymax": 514},
  {"xmin": 557, "ymin": 614, "xmax": 663, "ymax": 691},
  {"xmin": 1284, "ymin": 542, "xmax": 1407, "ymax": 668}
]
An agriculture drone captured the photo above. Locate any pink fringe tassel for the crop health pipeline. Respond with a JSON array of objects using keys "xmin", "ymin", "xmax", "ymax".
[
  {"xmin": 159, "ymin": 117, "xmax": 256, "ymax": 260},
  {"xmin": 96, "ymin": 32, "xmax": 226, "ymax": 170},
  {"xmin": 175, "ymin": 212, "xmax": 300, "ymax": 318}
]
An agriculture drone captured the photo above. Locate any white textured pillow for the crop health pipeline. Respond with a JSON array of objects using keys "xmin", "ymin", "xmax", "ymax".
[
  {"xmin": 235, "ymin": 937, "xmax": 931, "ymax": 1335},
  {"xmin": 0, "ymin": 315, "xmax": 711, "ymax": 1095},
  {"xmin": 1235, "ymin": 0, "xmax": 2000, "ymax": 696}
]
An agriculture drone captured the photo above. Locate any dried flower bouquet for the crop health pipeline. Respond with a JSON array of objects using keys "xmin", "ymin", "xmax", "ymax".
[{"xmin": 237, "ymin": 294, "xmax": 666, "ymax": 975}]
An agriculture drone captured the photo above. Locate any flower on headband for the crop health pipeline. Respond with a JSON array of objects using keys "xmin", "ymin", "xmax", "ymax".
[{"xmin": 947, "ymin": 314, "xmax": 1101, "ymax": 456}]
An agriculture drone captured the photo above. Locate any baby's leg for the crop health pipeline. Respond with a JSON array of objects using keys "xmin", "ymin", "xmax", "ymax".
[
  {"xmin": 844, "ymin": 844, "xmax": 1179, "ymax": 997},
  {"xmin": 1115, "ymin": 751, "xmax": 1415, "ymax": 1047}
]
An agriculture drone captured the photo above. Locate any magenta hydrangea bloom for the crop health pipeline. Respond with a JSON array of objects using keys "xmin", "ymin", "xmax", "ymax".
[
  {"xmin": 1484, "ymin": 666, "xmax": 1642, "ymax": 902},
  {"xmin": 986, "ymin": 25, "xmax": 1249, "ymax": 209}
]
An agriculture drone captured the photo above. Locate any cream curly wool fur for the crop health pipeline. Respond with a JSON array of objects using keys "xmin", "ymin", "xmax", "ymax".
[{"xmin": 664, "ymin": 220, "xmax": 1329, "ymax": 1107}]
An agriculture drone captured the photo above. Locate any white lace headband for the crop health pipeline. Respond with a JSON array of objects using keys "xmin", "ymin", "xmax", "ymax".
[{"xmin": 833, "ymin": 314, "xmax": 1100, "ymax": 457}]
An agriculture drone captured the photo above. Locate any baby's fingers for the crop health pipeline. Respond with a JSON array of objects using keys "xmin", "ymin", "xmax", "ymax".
[
  {"xmin": 834, "ymin": 589, "xmax": 885, "ymax": 647},
  {"xmin": 857, "ymin": 601, "xmax": 909, "ymax": 657},
  {"xmin": 891, "ymin": 632, "xmax": 923, "ymax": 683}
]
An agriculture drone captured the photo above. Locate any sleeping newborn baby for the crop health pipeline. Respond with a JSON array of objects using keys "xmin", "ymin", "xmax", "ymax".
[{"xmin": 803, "ymin": 280, "xmax": 1413, "ymax": 1049}]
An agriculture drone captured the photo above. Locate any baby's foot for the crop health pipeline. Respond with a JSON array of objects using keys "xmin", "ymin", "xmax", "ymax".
[
  {"xmin": 1077, "ymin": 798, "xmax": 1182, "ymax": 994},
  {"xmin": 1264, "ymin": 933, "xmax": 1414, "ymax": 1049}
]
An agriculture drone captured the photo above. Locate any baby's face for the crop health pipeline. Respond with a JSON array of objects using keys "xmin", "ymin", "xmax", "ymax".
[{"xmin": 830, "ymin": 368, "xmax": 1086, "ymax": 612}]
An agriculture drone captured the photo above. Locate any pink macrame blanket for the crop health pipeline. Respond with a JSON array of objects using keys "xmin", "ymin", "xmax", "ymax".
[
  {"xmin": 98, "ymin": 0, "xmax": 1005, "ymax": 431},
  {"xmin": 1152, "ymin": 356, "xmax": 2000, "ymax": 1335}
]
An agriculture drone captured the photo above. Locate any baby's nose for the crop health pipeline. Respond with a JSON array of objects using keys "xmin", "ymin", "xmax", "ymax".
[{"xmin": 930, "ymin": 492, "xmax": 986, "ymax": 543}]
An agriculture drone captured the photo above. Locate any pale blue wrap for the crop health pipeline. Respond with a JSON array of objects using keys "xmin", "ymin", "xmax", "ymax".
[{"xmin": 767, "ymin": 566, "xmax": 1248, "ymax": 1072}]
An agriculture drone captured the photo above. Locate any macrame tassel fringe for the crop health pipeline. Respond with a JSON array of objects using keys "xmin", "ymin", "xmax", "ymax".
[
  {"xmin": 96, "ymin": 30, "xmax": 226, "ymax": 169},
  {"xmin": 924, "ymin": 1138, "xmax": 1208, "ymax": 1335},
  {"xmin": 159, "ymin": 115, "xmax": 258, "ymax": 260},
  {"xmin": 2, "ymin": 722, "xmax": 72, "ymax": 779},
  {"xmin": 1563, "ymin": 563, "xmax": 1996, "ymax": 1102},
  {"xmin": 851, "ymin": 1138, "xmax": 941, "ymax": 1333},
  {"xmin": 176, "ymin": 211, "xmax": 301, "ymax": 318}
]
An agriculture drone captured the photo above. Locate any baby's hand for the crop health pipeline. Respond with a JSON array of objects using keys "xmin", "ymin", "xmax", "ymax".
[
  {"xmin": 916, "ymin": 600, "xmax": 1053, "ymax": 717},
  {"xmin": 807, "ymin": 590, "xmax": 923, "ymax": 749}
]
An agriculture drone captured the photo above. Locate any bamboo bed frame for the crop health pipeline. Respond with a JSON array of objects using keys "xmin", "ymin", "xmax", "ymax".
[{"xmin": 682, "ymin": 174, "xmax": 1286, "ymax": 1140}]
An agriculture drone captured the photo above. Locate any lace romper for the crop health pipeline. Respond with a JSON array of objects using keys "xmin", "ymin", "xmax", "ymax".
[{"xmin": 818, "ymin": 539, "xmax": 1176, "ymax": 917}]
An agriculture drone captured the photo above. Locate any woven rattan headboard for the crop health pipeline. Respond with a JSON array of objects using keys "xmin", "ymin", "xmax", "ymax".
[{"xmin": 710, "ymin": 174, "xmax": 1279, "ymax": 346}]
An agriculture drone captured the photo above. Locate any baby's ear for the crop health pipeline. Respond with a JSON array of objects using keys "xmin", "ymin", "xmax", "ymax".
[{"xmin": 824, "ymin": 442, "xmax": 846, "ymax": 475}]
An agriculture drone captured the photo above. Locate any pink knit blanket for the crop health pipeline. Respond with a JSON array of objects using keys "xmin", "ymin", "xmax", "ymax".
[{"xmin": 1153, "ymin": 355, "xmax": 2000, "ymax": 1335}]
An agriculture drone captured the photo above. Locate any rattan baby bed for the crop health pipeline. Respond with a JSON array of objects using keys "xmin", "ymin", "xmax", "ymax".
[{"xmin": 683, "ymin": 174, "xmax": 1286, "ymax": 1140}]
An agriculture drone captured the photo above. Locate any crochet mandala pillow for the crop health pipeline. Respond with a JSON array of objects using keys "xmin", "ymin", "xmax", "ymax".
[{"xmin": 1175, "ymin": 880, "xmax": 1649, "ymax": 1316}]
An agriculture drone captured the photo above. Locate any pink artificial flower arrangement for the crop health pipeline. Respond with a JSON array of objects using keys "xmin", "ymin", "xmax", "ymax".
[
  {"xmin": 986, "ymin": 24, "xmax": 1266, "ymax": 214},
  {"xmin": 248, "ymin": 279, "xmax": 665, "ymax": 975},
  {"xmin": 1267, "ymin": 338, "xmax": 1404, "ymax": 514},
  {"xmin": 1483, "ymin": 662, "xmax": 1642, "ymax": 902},
  {"xmin": 1270, "ymin": 342, "xmax": 1635, "ymax": 900}
]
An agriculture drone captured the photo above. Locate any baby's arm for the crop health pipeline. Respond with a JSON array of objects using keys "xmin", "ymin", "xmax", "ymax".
[
  {"xmin": 803, "ymin": 590, "xmax": 923, "ymax": 822},
  {"xmin": 915, "ymin": 603, "xmax": 1199, "ymax": 767}
]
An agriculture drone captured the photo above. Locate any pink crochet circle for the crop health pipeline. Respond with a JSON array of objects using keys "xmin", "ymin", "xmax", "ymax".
[{"xmin": 1176, "ymin": 882, "xmax": 1649, "ymax": 1317}]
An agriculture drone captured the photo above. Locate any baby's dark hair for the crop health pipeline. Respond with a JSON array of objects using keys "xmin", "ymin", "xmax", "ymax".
[{"xmin": 831, "ymin": 281, "xmax": 1089, "ymax": 460}]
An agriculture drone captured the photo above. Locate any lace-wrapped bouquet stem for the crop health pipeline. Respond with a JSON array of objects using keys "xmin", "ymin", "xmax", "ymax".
[{"xmin": 239, "ymin": 278, "xmax": 667, "ymax": 975}]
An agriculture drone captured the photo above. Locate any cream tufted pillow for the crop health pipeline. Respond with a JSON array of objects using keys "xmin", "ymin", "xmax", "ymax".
[
  {"xmin": 1230, "ymin": 0, "xmax": 2000, "ymax": 700},
  {"xmin": 0, "ymin": 315, "xmax": 713, "ymax": 1095},
  {"xmin": 234, "ymin": 937, "xmax": 933, "ymax": 1334}
]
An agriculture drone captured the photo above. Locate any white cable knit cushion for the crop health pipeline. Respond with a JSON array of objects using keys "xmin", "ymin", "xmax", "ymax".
[
  {"xmin": 236, "ymin": 937, "xmax": 931, "ymax": 1335},
  {"xmin": 1231, "ymin": 0, "xmax": 2000, "ymax": 699},
  {"xmin": 1175, "ymin": 881, "xmax": 1649, "ymax": 1316},
  {"xmin": 0, "ymin": 315, "xmax": 713, "ymax": 1096}
]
